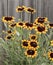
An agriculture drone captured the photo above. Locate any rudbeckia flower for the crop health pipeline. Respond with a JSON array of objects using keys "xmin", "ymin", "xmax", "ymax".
[
  {"xmin": 24, "ymin": 22, "xmax": 34, "ymax": 30},
  {"xmin": 25, "ymin": 48, "xmax": 37, "ymax": 58},
  {"xmin": 21, "ymin": 40, "xmax": 29, "ymax": 48},
  {"xmin": 35, "ymin": 25, "xmax": 48, "ymax": 34},
  {"xmin": 16, "ymin": 6, "xmax": 25, "ymax": 12},
  {"xmin": 7, "ymin": 30, "xmax": 12, "ymax": 34},
  {"xmin": 25, "ymin": 7, "xmax": 36, "ymax": 14},
  {"xmin": 29, "ymin": 40, "xmax": 39, "ymax": 49},
  {"xmin": 9, "ymin": 22, "xmax": 16, "ymax": 28},
  {"xmin": 16, "ymin": 22, "xmax": 24, "ymax": 28},
  {"xmin": 49, "ymin": 23, "xmax": 53, "ymax": 28},
  {"xmin": 34, "ymin": 17, "xmax": 48, "ymax": 25},
  {"xmin": 48, "ymin": 51, "xmax": 53, "ymax": 61},
  {"xmin": 29, "ymin": 34, "xmax": 37, "ymax": 40},
  {"xmin": 2, "ymin": 16, "xmax": 15, "ymax": 23},
  {"xmin": 7, "ymin": 30, "xmax": 16, "ymax": 36},
  {"xmin": 5, "ymin": 35, "xmax": 12, "ymax": 40}
]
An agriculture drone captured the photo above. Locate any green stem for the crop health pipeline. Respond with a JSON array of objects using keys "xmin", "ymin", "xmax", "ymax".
[
  {"xmin": 29, "ymin": 59, "xmax": 32, "ymax": 65},
  {"xmin": 21, "ymin": 12, "xmax": 22, "ymax": 21},
  {"xmin": 20, "ymin": 27, "xmax": 23, "ymax": 40},
  {"xmin": 29, "ymin": 13, "xmax": 31, "ymax": 23},
  {"xmin": 26, "ymin": 58, "xmax": 32, "ymax": 65}
]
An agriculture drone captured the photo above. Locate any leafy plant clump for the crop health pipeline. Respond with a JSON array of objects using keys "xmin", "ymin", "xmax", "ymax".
[{"xmin": 0, "ymin": 6, "xmax": 53, "ymax": 65}]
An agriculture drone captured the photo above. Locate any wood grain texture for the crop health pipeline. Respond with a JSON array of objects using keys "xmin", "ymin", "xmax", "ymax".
[{"xmin": 0, "ymin": 0, "xmax": 53, "ymax": 30}]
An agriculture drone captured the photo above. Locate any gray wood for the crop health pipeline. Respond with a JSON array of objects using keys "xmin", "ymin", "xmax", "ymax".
[{"xmin": 0, "ymin": 0, "xmax": 53, "ymax": 30}]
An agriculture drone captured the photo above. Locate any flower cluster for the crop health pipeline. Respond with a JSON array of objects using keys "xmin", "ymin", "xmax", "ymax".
[
  {"xmin": 0, "ymin": 5, "xmax": 53, "ymax": 65},
  {"xmin": 16, "ymin": 6, "xmax": 36, "ymax": 14},
  {"xmin": 21, "ymin": 34, "xmax": 39, "ymax": 58},
  {"xmin": 47, "ymin": 40, "xmax": 53, "ymax": 61}
]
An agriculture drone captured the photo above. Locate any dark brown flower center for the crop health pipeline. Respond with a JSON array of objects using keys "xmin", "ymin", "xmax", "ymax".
[
  {"xmin": 34, "ymin": 22, "xmax": 36, "ymax": 24},
  {"xmin": 31, "ymin": 36, "xmax": 36, "ymax": 39},
  {"xmin": 38, "ymin": 18, "xmax": 45, "ymax": 24},
  {"xmin": 37, "ymin": 26, "xmax": 45, "ymax": 32},
  {"xmin": 29, "ymin": 23, "xmax": 33, "ymax": 27},
  {"xmin": 7, "ymin": 30, "xmax": 12, "ymax": 33},
  {"xmin": 7, "ymin": 36, "xmax": 11, "ymax": 39},
  {"xmin": 50, "ymin": 53, "xmax": 53, "ymax": 58},
  {"xmin": 4, "ymin": 17, "xmax": 12, "ymax": 21},
  {"xmin": 25, "ymin": 23, "xmax": 33, "ymax": 27},
  {"xmin": 25, "ymin": 23, "xmax": 30, "ymax": 27},
  {"xmin": 23, "ymin": 41, "xmax": 28, "ymax": 46},
  {"xmin": 19, "ymin": 23, "xmax": 23, "ymax": 26},
  {"xmin": 27, "ymin": 8, "xmax": 34, "ymax": 12},
  {"xmin": 27, "ymin": 50, "xmax": 35, "ymax": 55},
  {"xmin": 49, "ymin": 23, "xmax": 53, "ymax": 27},
  {"xmin": 11, "ymin": 23, "xmax": 16, "ymax": 27},
  {"xmin": 30, "ymin": 41, "xmax": 37, "ymax": 48},
  {"xmin": 18, "ymin": 7, "xmax": 24, "ymax": 11}
]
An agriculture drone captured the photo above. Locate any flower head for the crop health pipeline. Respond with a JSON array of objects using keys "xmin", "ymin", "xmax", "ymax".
[
  {"xmin": 25, "ymin": 7, "xmax": 36, "ymax": 14},
  {"xmin": 16, "ymin": 6, "xmax": 25, "ymax": 12},
  {"xmin": 25, "ymin": 48, "xmax": 37, "ymax": 58},
  {"xmin": 48, "ymin": 51, "xmax": 53, "ymax": 61},
  {"xmin": 7, "ymin": 30, "xmax": 12, "ymax": 34},
  {"xmin": 17, "ymin": 22, "xmax": 24, "ymax": 28},
  {"xmin": 7, "ymin": 30, "xmax": 16, "ymax": 36},
  {"xmin": 5, "ymin": 35, "xmax": 12, "ymax": 40},
  {"xmin": 34, "ymin": 17, "xmax": 48, "ymax": 25},
  {"xmin": 21, "ymin": 40, "xmax": 29, "ymax": 48},
  {"xmin": 9, "ymin": 22, "xmax": 16, "ymax": 28},
  {"xmin": 35, "ymin": 25, "xmax": 48, "ymax": 34},
  {"xmin": 29, "ymin": 34, "xmax": 37, "ymax": 40},
  {"xmin": 49, "ymin": 23, "xmax": 53, "ymax": 28},
  {"xmin": 29, "ymin": 40, "xmax": 39, "ymax": 49},
  {"xmin": 2, "ymin": 16, "xmax": 15, "ymax": 23},
  {"xmin": 24, "ymin": 22, "xmax": 34, "ymax": 30}
]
